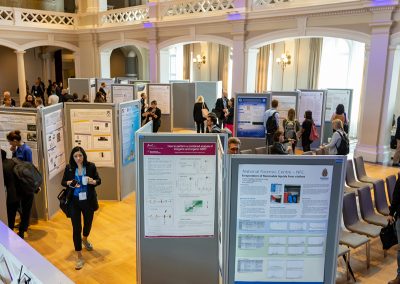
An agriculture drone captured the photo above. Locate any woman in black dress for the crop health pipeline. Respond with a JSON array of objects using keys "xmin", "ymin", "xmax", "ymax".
[
  {"xmin": 193, "ymin": 96, "xmax": 209, "ymax": 133},
  {"xmin": 300, "ymin": 110, "xmax": 313, "ymax": 152}
]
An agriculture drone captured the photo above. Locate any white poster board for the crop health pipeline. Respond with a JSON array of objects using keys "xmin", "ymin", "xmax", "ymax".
[
  {"xmin": 143, "ymin": 142, "xmax": 216, "ymax": 237},
  {"xmin": 234, "ymin": 164, "xmax": 333, "ymax": 283},
  {"xmin": 135, "ymin": 83, "xmax": 148, "ymax": 100},
  {"xmin": 148, "ymin": 85, "xmax": 171, "ymax": 114},
  {"xmin": 325, "ymin": 89, "xmax": 351, "ymax": 122},
  {"xmin": 44, "ymin": 109, "xmax": 66, "ymax": 179},
  {"xmin": 0, "ymin": 111, "xmax": 39, "ymax": 166},
  {"xmin": 121, "ymin": 103, "xmax": 140, "ymax": 165},
  {"xmin": 89, "ymin": 78, "xmax": 96, "ymax": 103},
  {"xmin": 111, "ymin": 84, "xmax": 134, "ymax": 104},
  {"xmin": 70, "ymin": 109, "xmax": 114, "ymax": 167},
  {"xmin": 298, "ymin": 91, "xmax": 324, "ymax": 126},
  {"xmin": 271, "ymin": 95, "xmax": 297, "ymax": 123}
]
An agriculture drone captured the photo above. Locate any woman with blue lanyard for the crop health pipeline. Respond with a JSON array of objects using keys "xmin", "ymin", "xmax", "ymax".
[
  {"xmin": 61, "ymin": 146, "xmax": 101, "ymax": 270},
  {"xmin": 7, "ymin": 130, "xmax": 32, "ymax": 162}
]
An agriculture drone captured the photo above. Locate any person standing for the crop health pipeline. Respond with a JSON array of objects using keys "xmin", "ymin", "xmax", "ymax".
[
  {"xmin": 320, "ymin": 119, "xmax": 346, "ymax": 155},
  {"xmin": 140, "ymin": 93, "xmax": 148, "ymax": 125},
  {"xmin": 48, "ymin": 91, "xmax": 60, "ymax": 105},
  {"xmin": 206, "ymin": 112, "xmax": 221, "ymax": 133},
  {"xmin": 228, "ymin": 137, "xmax": 241, "ymax": 154},
  {"xmin": 193, "ymin": 96, "xmax": 209, "ymax": 133},
  {"xmin": 99, "ymin": 82, "xmax": 108, "ymax": 102},
  {"xmin": 331, "ymin": 104, "xmax": 349, "ymax": 133},
  {"xmin": 2, "ymin": 91, "xmax": 16, "ymax": 106},
  {"xmin": 225, "ymin": 98, "xmax": 235, "ymax": 134},
  {"xmin": 6, "ymin": 131, "xmax": 34, "ymax": 239},
  {"xmin": 31, "ymin": 80, "xmax": 45, "ymax": 106},
  {"xmin": 393, "ymin": 115, "xmax": 400, "ymax": 167},
  {"xmin": 61, "ymin": 146, "xmax": 101, "ymax": 270},
  {"xmin": 35, "ymin": 97, "xmax": 44, "ymax": 109},
  {"xmin": 143, "ymin": 100, "xmax": 162, "ymax": 133},
  {"xmin": 387, "ymin": 177, "xmax": 400, "ymax": 284},
  {"xmin": 299, "ymin": 110, "xmax": 314, "ymax": 152},
  {"xmin": 283, "ymin": 108, "xmax": 300, "ymax": 154},
  {"xmin": 94, "ymin": 92, "xmax": 106, "ymax": 103},
  {"xmin": 264, "ymin": 99, "xmax": 279, "ymax": 147},
  {"xmin": 214, "ymin": 90, "xmax": 229, "ymax": 127}
]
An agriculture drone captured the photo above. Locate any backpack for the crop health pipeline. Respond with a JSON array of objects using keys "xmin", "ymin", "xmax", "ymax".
[
  {"xmin": 309, "ymin": 122, "xmax": 319, "ymax": 141},
  {"xmin": 284, "ymin": 120, "xmax": 297, "ymax": 139},
  {"xmin": 12, "ymin": 158, "xmax": 42, "ymax": 194},
  {"xmin": 266, "ymin": 112, "xmax": 278, "ymax": 134},
  {"xmin": 336, "ymin": 131, "xmax": 350, "ymax": 155}
]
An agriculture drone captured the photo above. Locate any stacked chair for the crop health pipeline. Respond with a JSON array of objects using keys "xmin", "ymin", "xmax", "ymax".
[
  {"xmin": 386, "ymin": 175, "xmax": 397, "ymax": 203},
  {"xmin": 346, "ymin": 159, "xmax": 373, "ymax": 190}
]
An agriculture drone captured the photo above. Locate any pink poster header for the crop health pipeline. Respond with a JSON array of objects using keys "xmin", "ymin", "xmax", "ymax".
[{"xmin": 144, "ymin": 142, "xmax": 216, "ymax": 155}]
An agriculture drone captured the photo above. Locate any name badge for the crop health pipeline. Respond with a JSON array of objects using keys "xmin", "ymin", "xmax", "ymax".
[{"xmin": 79, "ymin": 192, "xmax": 87, "ymax": 201}]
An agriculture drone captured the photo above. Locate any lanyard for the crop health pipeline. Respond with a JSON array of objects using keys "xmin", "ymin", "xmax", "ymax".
[{"xmin": 75, "ymin": 166, "xmax": 86, "ymax": 180}]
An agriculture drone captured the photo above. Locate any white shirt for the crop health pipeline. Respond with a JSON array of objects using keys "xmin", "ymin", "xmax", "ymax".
[{"xmin": 325, "ymin": 130, "xmax": 344, "ymax": 155}]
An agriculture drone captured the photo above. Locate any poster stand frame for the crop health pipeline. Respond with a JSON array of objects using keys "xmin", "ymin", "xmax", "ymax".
[
  {"xmin": 147, "ymin": 83, "xmax": 173, "ymax": 132},
  {"xmin": 111, "ymin": 83, "xmax": 135, "ymax": 104}
]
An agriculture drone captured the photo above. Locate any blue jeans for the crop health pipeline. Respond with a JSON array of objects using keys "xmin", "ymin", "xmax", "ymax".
[{"xmin": 396, "ymin": 219, "xmax": 400, "ymax": 275}]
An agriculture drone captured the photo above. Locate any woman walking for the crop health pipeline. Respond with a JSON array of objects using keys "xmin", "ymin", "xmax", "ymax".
[
  {"xmin": 193, "ymin": 96, "xmax": 209, "ymax": 133},
  {"xmin": 61, "ymin": 146, "xmax": 101, "ymax": 270}
]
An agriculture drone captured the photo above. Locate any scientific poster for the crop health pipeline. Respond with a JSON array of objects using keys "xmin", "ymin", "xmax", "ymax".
[
  {"xmin": 96, "ymin": 78, "xmax": 114, "ymax": 103},
  {"xmin": 0, "ymin": 112, "xmax": 39, "ymax": 166},
  {"xmin": 325, "ymin": 89, "xmax": 351, "ymax": 122},
  {"xmin": 70, "ymin": 109, "xmax": 114, "ymax": 167},
  {"xmin": 148, "ymin": 85, "xmax": 171, "ymax": 114},
  {"xmin": 44, "ymin": 109, "xmax": 66, "ymax": 179},
  {"xmin": 234, "ymin": 164, "xmax": 333, "ymax": 284},
  {"xmin": 111, "ymin": 84, "xmax": 134, "ymax": 104},
  {"xmin": 121, "ymin": 103, "xmax": 140, "ymax": 165},
  {"xmin": 236, "ymin": 97, "xmax": 268, "ymax": 138},
  {"xmin": 298, "ymin": 91, "xmax": 324, "ymax": 126},
  {"xmin": 143, "ymin": 142, "xmax": 216, "ymax": 237},
  {"xmin": 271, "ymin": 95, "xmax": 297, "ymax": 124}
]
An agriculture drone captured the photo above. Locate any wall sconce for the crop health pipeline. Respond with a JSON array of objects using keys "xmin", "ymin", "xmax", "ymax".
[
  {"xmin": 193, "ymin": 54, "xmax": 206, "ymax": 69},
  {"xmin": 276, "ymin": 53, "xmax": 291, "ymax": 70}
]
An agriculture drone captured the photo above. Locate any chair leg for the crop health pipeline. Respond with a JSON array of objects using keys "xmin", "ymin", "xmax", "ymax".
[{"xmin": 366, "ymin": 242, "xmax": 370, "ymax": 269}]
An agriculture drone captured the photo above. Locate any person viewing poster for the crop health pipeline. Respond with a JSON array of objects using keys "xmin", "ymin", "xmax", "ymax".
[
  {"xmin": 148, "ymin": 85, "xmax": 171, "ymax": 115},
  {"xmin": 235, "ymin": 164, "xmax": 333, "ymax": 283},
  {"xmin": 70, "ymin": 109, "xmax": 114, "ymax": 167},
  {"xmin": 298, "ymin": 91, "xmax": 324, "ymax": 126}
]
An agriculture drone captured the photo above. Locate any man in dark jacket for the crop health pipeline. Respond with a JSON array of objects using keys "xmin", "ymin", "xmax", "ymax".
[
  {"xmin": 393, "ymin": 116, "xmax": 400, "ymax": 167},
  {"xmin": 206, "ymin": 112, "xmax": 221, "ymax": 133},
  {"xmin": 388, "ymin": 177, "xmax": 400, "ymax": 284},
  {"xmin": 214, "ymin": 90, "xmax": 229, "ymax": 127},
  {"xmin": 2, "ymin": 149, "xmax": 34, "ymax": 239}
]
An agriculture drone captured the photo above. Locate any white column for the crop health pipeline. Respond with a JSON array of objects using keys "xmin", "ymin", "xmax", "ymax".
[
  {"xmin": 99, "ymin": 51, "xmax": 111, "ymax": 78},
  {"xmin": 148, "ymin": 27, "xmax": 158, "ymax": 83},
  {"xmin": 159, "ymin": 49, "xmax": 169, "ymax": 83},
  {"xmin": 354, "ymin": 11, "xmax": 394, "ymax": 162},
  {"xmin": 42, "ymin": 53, "xmax": 52, "ymax": 83},
  {"xmin": 73, "ymin": 52, "xmax": 81, "ymax": 78},
  {"xmin": 15, "ymin": 50, "xmax": 26, "ymax": 105},
  {"xmin": 245, "ymin": 48, "xmax": 259, "ymax": 92},
  {"xmin": 232, "ymin": 35, "xmax": 245, "ymax": 96}
]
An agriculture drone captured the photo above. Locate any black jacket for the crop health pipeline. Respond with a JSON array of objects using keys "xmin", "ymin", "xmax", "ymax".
[
  {"xmin": 193, "ymin": 102, "xmax": 208, "ymax": 122},
  {"xmin": 2, "ymin": 158, "xmax": 20, "ymax": 203},
  {"xmin": 390, "ymin": 177, "xmax": 400, "ymax": 217},
  {"xmin": 214, "ymin": 97, "xmax": 228, "ymax": 119},
  {"xmin": 270, "ymin": 142, "xmax": 288, "ymax": 155},
  {"xmin": 145, "ymin": 107, "xmax": 161, "ymax": 126},
  {"xmin": 396, "ymin": 116, "xmax": 400, "ymax": 140},
  {"xmin": 61, "ymin": 162, "xmax": 101, "ymax": 211}
]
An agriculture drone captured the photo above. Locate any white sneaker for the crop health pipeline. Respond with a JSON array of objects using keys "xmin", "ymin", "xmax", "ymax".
[
  {"xmin": 75, "ymin": 258, "xmax": 84, "ymax": 270},
  {"xmin": 82, "ymin": 239, "xmax": 93, "ymax": 251}
]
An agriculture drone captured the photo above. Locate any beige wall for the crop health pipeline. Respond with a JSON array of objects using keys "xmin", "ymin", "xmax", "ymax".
[{"xmin": 110, "ymin": 48, "xmax": 126, "ymax": 78}]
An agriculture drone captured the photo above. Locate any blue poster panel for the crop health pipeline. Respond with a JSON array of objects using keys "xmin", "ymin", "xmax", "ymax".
[
  {"xmin": 121, "ymin": 104, "xmax": 140, "ymax": 165},
  {"xmin": 236, "ymin": 97, "xmax": 268, "ymax": 138}
]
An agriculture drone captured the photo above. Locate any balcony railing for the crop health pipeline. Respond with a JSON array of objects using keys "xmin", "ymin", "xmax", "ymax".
[
  {"xmin": 99, "ymin": 5, "xmax": 149, "ymax": 26},
  {"xmin": 0, "ymin": 6, "xmax": 76, "ymax": 29},
  {"xmin": 160, "ymin": 0, "xmax": 235, "ymax": 19}
]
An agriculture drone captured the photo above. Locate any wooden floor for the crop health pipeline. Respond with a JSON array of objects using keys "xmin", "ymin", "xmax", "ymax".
[{"xmin": 21, "ymin": 162, "xmax": 400, "ymax": 284}]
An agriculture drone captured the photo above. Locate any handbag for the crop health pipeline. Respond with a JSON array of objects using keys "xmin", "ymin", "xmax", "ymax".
[
  {"xmin": 201, "ymin": 103, "xmax": 209, "ymax": 119},
  {"xmin": 309, "ymin": 122, "xmax": 320, "ymax": 141},
  {"xmin": 57, "ymin": 188, "xmax": 71, "ymax": 218},
  {"xmin": 380, "ymin": 221, "xmax": 398, "ymax": 250}
]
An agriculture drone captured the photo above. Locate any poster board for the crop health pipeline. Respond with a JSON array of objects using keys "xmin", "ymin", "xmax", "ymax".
[
  {"xmin": 226, "ymin": 155, "xmax": 346, "ymax": 284},
  {"xmin": 136, "ymin": 133, "xmax": 220, "ymax": 284},
  {"xmin": 134, "ymin": 82, "xmax": 148, "ymax": 100},
  {"xmin": 65, "ymin": 103, "xmax": 120, "ymax": 200},
  {"xmin": 68, "ymin": 78, "xmax": 95, "ymax": 102},
  {"xmin": 111, "ymin": 84, "xmax": 135, "ymax": 104},
  {"xmin": 234, "ymin": 93, "xmax": 271, "ymax": 151},
  {"xmin": 0, "ymin": 107, "xmax": 47, "ymax": 219},
  {"xmin": 298, "ymin": 90, "xmax": 326, "ymax": 149},
  {"xmin": 323, "ymin": 89, "xmax": 353, "ymax": 143},
  {"xmin": 172, "ymin": 82, "xmax": 196, "ymax": 129},
  {"xmin": 194, "ymin": 81, "xmax": 222, "ymax": 114},
  {"xmin": 270, "ymin": 91, "xmax": 299, "ymax": 126},
  {"xmin": 118, "ymin": 100, "xmax": 142, "ymax": 199},
  {"xmin": 96, "ymin": 78, "xmax": 114, "ymax": 103},
  {"xmin": 40, "ymin": 103, "xmax": 67, "ymax": 218},
  {"xmin": 0, "ymin": 222, "xmax": 73, "ymax": 283},
  {"xmin": 147, "ymin": 84, "xmax": 173, "ymax": 132}
]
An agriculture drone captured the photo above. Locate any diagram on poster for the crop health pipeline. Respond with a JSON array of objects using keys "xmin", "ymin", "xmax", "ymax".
[
  {"xmin": 70, "ymin": 109, "xmax": 114, "ymax": 167},
  {"xmin": 234, "ymin": 164, "xmax": 333, "ymax": 284},
  {"xmin": 44, "ymin": 109, "xmax": 66, "ymax": 179},
  {"xmin": 0, "ymin": 112, "xmax": 39, "ymax": 166},
  {"xmin": 325, "ymin": 89, "xmax": 351, "ymax": 121},
  {"xmin": 112, "ymin": 84, "xmax": 134, "ymax": 104},
  {"xmin": 148, "ymin": 85, "xmax": 171, "ymax": 114},
  {"xmin": 143, "ymin": 142, "xmax": 216, "ymax": 237},
  {"xmin": 298, "ymin": 91, "xmax": 324, "ymax": 126},
  {"xmin": 121, "ymin": 103, "xmax": 140, "ymax": 165},
  {"xmin": 236, "ymin": 97, "xmax": 268, "ymax": 138},
  {"xmin": 271, "ymin": 95, "xmax": 297, "ymax": 124}
]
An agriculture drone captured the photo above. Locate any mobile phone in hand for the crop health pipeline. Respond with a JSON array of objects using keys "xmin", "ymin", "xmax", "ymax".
[{"xmin": 69, "ymin": 179, "xmax": 79, "ymax": 188}]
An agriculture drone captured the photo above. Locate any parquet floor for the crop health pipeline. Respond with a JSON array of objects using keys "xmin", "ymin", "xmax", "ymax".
[{"xmin": 22, "ymin": 161, "xmax": 400, "ymax": 284}]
